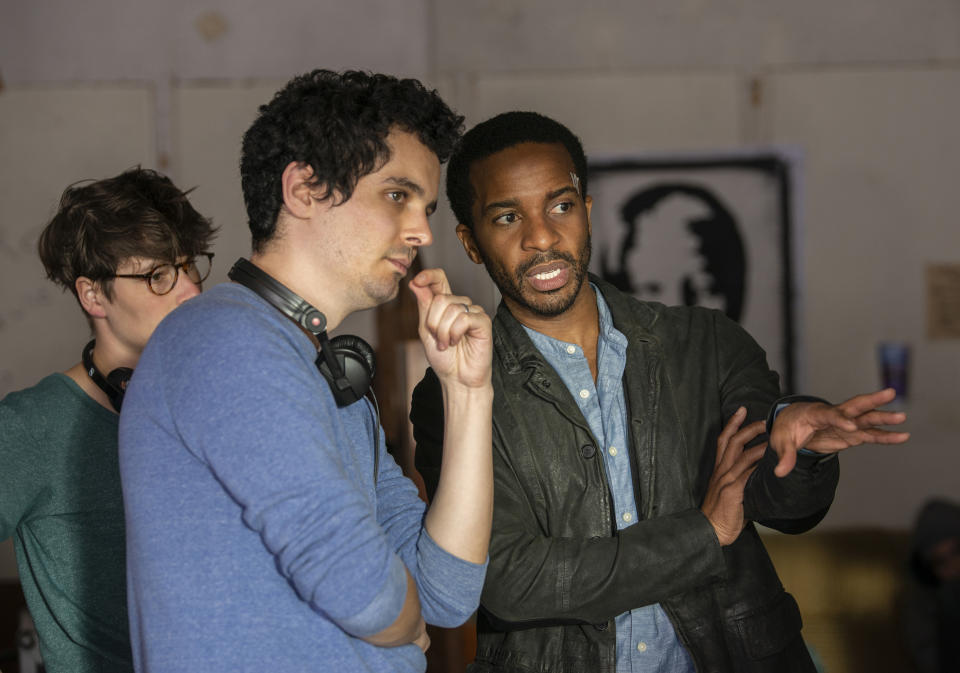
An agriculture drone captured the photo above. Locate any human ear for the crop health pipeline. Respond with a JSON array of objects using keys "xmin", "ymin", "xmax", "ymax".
[
  {"xmin": 280, "ymin": 161, "xmax": 317, "ymax": 219},
  {"xmin": 76, "ymin": 277, "xmax": 107, "ymax": 319},
  {"xmin": 456, "ymin": 224, "xmax": 483, "ymax": 265}
]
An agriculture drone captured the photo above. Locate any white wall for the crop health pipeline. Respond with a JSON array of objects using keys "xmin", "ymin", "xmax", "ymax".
[
  {"xmin": 767, "ymin": 67, "xmax": 960, "ymax": 526},
  {"xmin": 0, "ymin": 86, "xmax": 157, "ymax": 391},
  {"xmin": 1, "ymin": 2, "xmax": 958, "ymax": 580}
]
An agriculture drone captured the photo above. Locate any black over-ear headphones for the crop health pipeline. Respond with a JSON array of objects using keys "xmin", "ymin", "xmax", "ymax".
[
  {"xmin": 227, "ymin": 258, "xmax": 376, "ymax": 407},
  {"xmin": 82, "ymin": 340, "xmax": 133, "ymax": 412}
]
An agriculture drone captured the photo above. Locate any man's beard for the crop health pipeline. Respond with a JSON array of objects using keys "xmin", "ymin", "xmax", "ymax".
[{"xmin": 476, "ymin": 237, "xmax": 592, "ymax": 318}]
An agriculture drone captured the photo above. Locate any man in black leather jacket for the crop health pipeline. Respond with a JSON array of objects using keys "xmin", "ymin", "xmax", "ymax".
[{"xmin": 411, "ymin": 111, "xmax": 909, "ymax": 672}]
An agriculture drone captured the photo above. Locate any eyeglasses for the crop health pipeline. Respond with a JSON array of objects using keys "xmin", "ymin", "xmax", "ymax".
[{"xmin": 110, "ymin": 253, "xmax": 214, "ymax": 296}]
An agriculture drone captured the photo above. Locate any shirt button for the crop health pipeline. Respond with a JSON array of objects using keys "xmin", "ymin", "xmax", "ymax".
[
  {"xmin": 579, "ymin": 389, "xmax": 590, "ymax": 399},
  {"xmin": 622, "ymin": 512, "xmax": 633, "ymax": 522},
  {"xmin": 637, "ymin": 641, "xmax": 647, "ymax": 652},
  {"xmin": 566, "ymin": 345, "xmax": 576, "ymax": 354},
  {"xmin": 608, "ymin": 446, "xmax": 617, "ymax": 456}
]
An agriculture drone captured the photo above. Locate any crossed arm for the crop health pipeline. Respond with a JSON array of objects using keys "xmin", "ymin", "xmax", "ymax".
[{"xmin": 411, "ymin": 318, "xmax": 909, "ymax": 627}]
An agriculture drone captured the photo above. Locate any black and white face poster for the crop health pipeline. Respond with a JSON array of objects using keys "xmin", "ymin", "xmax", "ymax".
[{"xmin": 588, "ymin": 153, "xmax": 797, "ymax": 391}]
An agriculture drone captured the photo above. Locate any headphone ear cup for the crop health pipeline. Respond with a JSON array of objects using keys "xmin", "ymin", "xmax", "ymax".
[
  {"xmin": 329, "ymin": 335, "xmax": 377, "ymax": 380},
  {"xmin": 319, "ymin": 335, "xmax": 376, "ymax": 406},
  {"xmin": 82, "ymin": 339, "xmax": 132, "ymax": 412},
  {"xmin": 106, "ymin": 367, "xmax": 134, "ymax": 392}
]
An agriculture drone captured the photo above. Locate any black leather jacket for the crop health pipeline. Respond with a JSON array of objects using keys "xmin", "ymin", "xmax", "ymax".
[{"xmin": 411, "ymin": 277, "xmax": 838, "ymax": 673}]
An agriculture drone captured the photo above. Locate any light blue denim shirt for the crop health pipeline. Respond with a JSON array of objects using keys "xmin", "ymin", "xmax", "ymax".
[{"xmin": 522, "ymin": 286, "xmax": 695, "ymax": 673}]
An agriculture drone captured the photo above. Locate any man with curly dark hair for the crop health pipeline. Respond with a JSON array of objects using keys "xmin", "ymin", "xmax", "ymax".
[
  {"xmin": 119, "ymin": 70, "xmax": 494, "ymax": 673},
  {"xmin": 0, "ymin": 167, "xmax": 215, "ymax": 672}
]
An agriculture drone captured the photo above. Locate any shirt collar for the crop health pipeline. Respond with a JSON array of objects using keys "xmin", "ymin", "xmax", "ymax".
[{"xmin": 521, "ymin": 283, "xmax": 628, "ymax": 356}]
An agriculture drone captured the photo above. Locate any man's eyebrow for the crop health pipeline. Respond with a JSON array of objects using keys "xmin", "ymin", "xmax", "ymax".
[
  {"xmin": 482, "ymin": 185, "xmax": 578, "ymax": 215},
  {"xmin": 383, "ymin": 176, "xmax": 424, "ymax": 196},
  {"xmin": 546, "ymin": 185, "xmax": 578, "ymax": 201},
  {"xmin": 481, "ymin": 198, "xmax": 519, "ymax": 215},
  {"xmin": 384, "ymin": 176, "xmax": 437, "ymax": 213}
]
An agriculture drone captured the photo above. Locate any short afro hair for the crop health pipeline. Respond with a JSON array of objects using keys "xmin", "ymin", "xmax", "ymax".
[
  {"xmin": 446, "ymin": 111, "xmax": 588, "ymax": 229},
  {"xmin": 240, "ymin": 69, "xmax": 464, "ymax": 252}
]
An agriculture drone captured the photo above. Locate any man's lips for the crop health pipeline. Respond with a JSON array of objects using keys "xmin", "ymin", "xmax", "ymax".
[
  {"xmin": 388, "ymin": 252, "xmax": 416, "ymax": 275},
  {"xmin": 526, "ymin": 260, "xmax": 566, "ymax": 278},
  {"xmin": 524, "ymin": 260, "xmax": 569, "ymax": 292}
]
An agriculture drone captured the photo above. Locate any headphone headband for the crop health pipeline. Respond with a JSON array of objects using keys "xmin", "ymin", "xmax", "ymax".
[
  {"xmin": 82, "ymin": 339, "xmax": 133, "ymax": 412},
  {"xmin": 228, "ymin": 258, "xmax": 327, "ymax": 335}
]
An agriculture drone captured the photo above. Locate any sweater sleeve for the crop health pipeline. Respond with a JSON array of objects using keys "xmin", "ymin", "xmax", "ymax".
[{"xmin": 378, "ymin": 398, "xmax": 487, "ymax": 627}]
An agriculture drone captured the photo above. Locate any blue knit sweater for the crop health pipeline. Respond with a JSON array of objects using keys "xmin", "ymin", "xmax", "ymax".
[{"xmin": 119, "ymin": 283, "xmax": 485, "ymax": 672}]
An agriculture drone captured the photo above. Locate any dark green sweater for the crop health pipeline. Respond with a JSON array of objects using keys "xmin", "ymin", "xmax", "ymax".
[{"xmin": 0, "ymin": 374, "xmax": 133, "ymax": 672}]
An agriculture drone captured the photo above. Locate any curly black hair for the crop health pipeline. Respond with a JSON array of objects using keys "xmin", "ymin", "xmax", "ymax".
[
  {"xmin": 37, "ymin": 167, "xmax": 216, "ymax": 303},
  {"xmin": 240, "ymin": 69, "xmax": 464, "ymax": 252},
  {"xmin": 446, "ymin": 111, "xmax": 588, "ymax": 230}
]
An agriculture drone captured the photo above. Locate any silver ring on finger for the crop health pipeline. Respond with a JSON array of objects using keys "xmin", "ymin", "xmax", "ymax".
[{"xmin": 461, "ymin": 303, "xmax": 471, "ymax": 313}]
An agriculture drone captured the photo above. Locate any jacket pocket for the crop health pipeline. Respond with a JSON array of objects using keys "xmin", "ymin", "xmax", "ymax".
[{"xmin": 729, "ymin": 590, "xmax": 803, "ymax": 660}]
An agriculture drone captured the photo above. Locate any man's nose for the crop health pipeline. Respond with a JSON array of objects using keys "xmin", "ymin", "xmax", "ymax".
[
  {"xmin": 521, "ymin": 214, "xmax": 560, "ymax": 251},
  {"xmin": 404, "ymin": 212, "xmax": 434, "ymax": 248}
]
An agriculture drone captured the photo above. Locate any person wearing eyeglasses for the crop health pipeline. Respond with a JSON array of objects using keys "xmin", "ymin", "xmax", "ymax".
[{"xmin": 0, "ymin": 167, "xmax": 216, "ymax": 673}]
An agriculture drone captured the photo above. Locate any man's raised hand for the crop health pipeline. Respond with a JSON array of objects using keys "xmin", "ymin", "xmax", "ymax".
[
  {"xmin": 768, "ymin": 387, "xmax": 910, "ymax": 477},
  {"xmin": 408, "ymin": 268, "xmax": 492, "ymax": 390}
]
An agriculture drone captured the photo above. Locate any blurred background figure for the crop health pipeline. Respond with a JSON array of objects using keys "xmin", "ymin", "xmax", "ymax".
[{"xmin": 903, "ymin": 498, "xmax": 960, "ymax": 673}]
